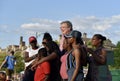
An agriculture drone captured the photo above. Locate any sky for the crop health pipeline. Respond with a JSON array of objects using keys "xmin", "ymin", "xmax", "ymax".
[{"xmin": 0, "ymin": 0, "xmax": 120, "ymax": 48}]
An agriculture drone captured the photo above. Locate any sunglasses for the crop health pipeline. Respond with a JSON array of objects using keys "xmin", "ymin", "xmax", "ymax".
[{"xmin": 42, "ymin": 42, "xmax": 47, "ymax": 44}]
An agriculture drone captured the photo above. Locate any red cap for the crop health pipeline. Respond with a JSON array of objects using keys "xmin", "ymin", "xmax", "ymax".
[{"xmin": 29, "ymin": 36, "xmax": 37, "ymax": 43}]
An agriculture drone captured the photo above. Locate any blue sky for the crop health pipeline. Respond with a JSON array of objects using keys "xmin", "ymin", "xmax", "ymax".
[{"xmin": 0, "ymin": 0, "xmax": 120, "ymax": 48}]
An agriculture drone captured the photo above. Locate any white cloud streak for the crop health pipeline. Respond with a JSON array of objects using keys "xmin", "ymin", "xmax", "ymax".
[
  {"xmin": 21, "ymin": 19, "xmax": 60, "ymax": 35},
  {"xmin": 20, "ymin": 15, "xmax": 120, "ymax": 44}
]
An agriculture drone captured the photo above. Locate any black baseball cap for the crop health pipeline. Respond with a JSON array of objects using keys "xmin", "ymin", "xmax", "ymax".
[{"xmin": 64, "ymin": 30, "xmax": 82, "ymax": 38}]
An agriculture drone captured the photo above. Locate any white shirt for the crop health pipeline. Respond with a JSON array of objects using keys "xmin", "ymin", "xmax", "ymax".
[{"xmin": 25, "ymin": 47, "xmax": 40, "ymax": 67}]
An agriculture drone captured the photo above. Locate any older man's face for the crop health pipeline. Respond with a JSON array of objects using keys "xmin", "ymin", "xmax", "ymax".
[{"xmin": 60, "ymin": 23, "xmax": 71, "ymax": 35}]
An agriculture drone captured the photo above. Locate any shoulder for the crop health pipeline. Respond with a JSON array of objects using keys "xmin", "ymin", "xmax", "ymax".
[
  {"xmin": 25, "ymin": 47, "xmax": 31, "ymax": 52},
  {"xmin": 72, "ymin": 48, "xmax": 81, "ymax": 56},
  {"xmin": 41, "ymin": 61, "xmax": 50, "ymax": 67},
  {"xmin": 73, "ymin": 48, "xmax": 80, "ymax": 53},
  {"xmin": 101, "ymin": 48, "xmax": 107, "ymax": 54},
  {"xmin": 5, "ymin": 56, "xmax": 9, "ymax": 60},
  {"xmin": 6, "ymin": 55, "xmax": 9, "ymax": 58}
]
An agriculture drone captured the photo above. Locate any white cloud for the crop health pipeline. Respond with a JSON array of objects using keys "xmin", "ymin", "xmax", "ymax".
[
  {"xmin": 21, "ymin": 19, "xmax": 61, "ymax": 35},
  {"xmin": 20, "ymin": 15, "xmax": 120, "ymax": 44},
  {"xmin": 92, "ymin": 24, "xmax": 111, "ymax": 31},
  {"xmin": 71, "ymin": 16, "xmax": 113, "ymax": 32},
  {"xmin": 21, "ymin": 23, "xmax": 50, "ymax": 29}
]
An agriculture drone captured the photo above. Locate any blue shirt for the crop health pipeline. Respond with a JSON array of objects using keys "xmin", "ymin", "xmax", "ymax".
[{"xmin": 5, "ymin": 55, "xmax": 16, "ymax": 70}]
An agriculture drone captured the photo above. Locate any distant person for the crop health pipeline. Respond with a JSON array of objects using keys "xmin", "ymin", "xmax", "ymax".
[
  {"xmin": 22, "ymin": 36, "xmax": 40, "ymax": 81},
  {"xmin": 59, "ymin": 20, "xmax": 73, "ymax": 54},
  {"xmin": 0, "ymin": 72, "xmax": 6, "ymax": 81},
  {"xmin": 85, "ymin": 34, "xmax": 112, "ymax": 81},
  {"xmin": 34, "ymin": 48, "xmax": 50, "ymax": 81},
  {"xmin": 60, "ymin": 39, "xmax": 72, "ymax": 81},
  {"xmin": 0, "ymin": 50, "xmax": 16, "ymax": 81}
]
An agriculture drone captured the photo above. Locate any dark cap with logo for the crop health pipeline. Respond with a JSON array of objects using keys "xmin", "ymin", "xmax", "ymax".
[{"xmin": 64, "ymin": 30, "xmax": 82, "ymax": 38}]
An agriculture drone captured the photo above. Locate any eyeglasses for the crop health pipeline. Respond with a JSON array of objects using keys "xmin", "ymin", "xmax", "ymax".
[{"xmin": 42, "ymin": 42, "xmax": 47, "ymax": 44}]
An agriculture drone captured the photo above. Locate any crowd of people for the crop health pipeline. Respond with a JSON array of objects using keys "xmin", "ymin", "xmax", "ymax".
[{"xmin": 0, "ymin": 20, "xmax": 112, "ymax": 81}]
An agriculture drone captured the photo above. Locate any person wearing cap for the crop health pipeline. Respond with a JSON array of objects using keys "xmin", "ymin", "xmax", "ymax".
[
  {"xmin": 22, "ymin": 36, "xmax": 40, "ymax": 81},
  {"xmin": 59, "ymin": 20, "xmax": 73, "ymax": 54},
  {"xmin": 65, "ymin": 30, "xmax": 85, "ymax": 81},
  {"xmin": 0, "ymin": 50, "xmax": 16, "ymax": 81}
]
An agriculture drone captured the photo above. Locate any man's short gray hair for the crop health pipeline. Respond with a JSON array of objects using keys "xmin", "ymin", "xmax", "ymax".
[{"xmin": 60, "ymin": 20, "xmax": 73, "ymax": 31}]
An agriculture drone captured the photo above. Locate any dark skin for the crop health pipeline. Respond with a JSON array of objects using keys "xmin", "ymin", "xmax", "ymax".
[
  {"xmin": 24, "ymin": 41, "xmax": 38, "ymax": 62},
  {"xmin": 31, "ymin": 52, "xmax": 57, "ymax": 70},
  {"xmin": 0, "ymin": 72, "xmax": 6, "ymax": 81},
  {"xmin": 30, "ymin": 51, "xmax": 50, "ymax": 81},
  {"xmin": 87, "ymin": 48, "xmax": 106, "ymax": 65},
  {"xmin": 67, "ymin": 37, "xmax": 81, "ymax": 81},
  {"xmin": 31, "ymin": 39, "xmax": 58, "ymax": 70},
  {"xmin": 87, "ymin": 36, "xmax": 106, "ymax": 65}
]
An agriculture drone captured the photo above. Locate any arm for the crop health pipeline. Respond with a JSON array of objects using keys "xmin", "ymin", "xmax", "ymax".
[
  {"xmin": 31, "ymin": 52, "xmax": 57, "ymax": 69},
  {"xmin": 71, "ymin": 49, "xmax": 81, "ymax": 81},
  {"xmin": 87, "ymin": 48, "xmax": 106, "ymax": 64},
  {"xmin": 38, "ymin": 52, "xmax": 57, "ymax": 64},
  {"xmin": 24, "ymin": 51, "xmax": 37, "ymax": 62},
  {"xmin": 27, "ymin": 58, "xmax": 38, "ymax": 70},
  {"xmin": 0, "ymin": 59, "xmax": 7, "ymax": 69}
]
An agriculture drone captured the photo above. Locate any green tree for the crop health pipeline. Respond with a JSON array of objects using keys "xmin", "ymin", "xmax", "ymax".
[
  {"xmin": 112, "ymin": 41, "xmax": 120, "ymax": 69},
  {"xmin": 14, "ymin": 51, "xmax": 25, "ymax": 73}
]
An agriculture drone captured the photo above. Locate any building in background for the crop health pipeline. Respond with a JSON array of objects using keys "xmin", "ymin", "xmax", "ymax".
[{"xmin": 6, "ymin": 36, "xmax": 27, "ymax": 52}]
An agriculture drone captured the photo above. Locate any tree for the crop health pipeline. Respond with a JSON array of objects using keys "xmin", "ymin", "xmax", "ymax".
[
  {"xmin": 112, "ymin": 41, "xmax": 120, "ymax": 69},
  {"xmin": 14, "ymin": 51, "xmax": 25, "ymax": 73}
]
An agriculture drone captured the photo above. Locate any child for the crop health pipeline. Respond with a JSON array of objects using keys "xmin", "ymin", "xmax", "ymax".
[{"xmin": 34, "ymin": 48, "xmax": 50, "ymax": 81}]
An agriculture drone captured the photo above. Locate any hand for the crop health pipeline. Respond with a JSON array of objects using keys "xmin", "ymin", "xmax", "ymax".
[
  {"xmin": 63, "ymin": 29, "xmax": 69, "ymax": 35},
  {"xmin": 31, "ymin": 63, "xmax": 38, "ymax": 71},
  {"xmin": 86, "ymin": 48, "xmax": 94, "ymax": 54}
]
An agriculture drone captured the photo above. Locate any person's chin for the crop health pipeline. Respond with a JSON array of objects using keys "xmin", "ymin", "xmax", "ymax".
[{"xmin": 63, "ymin": 32, "xmax": 67, "ymax": 35}]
